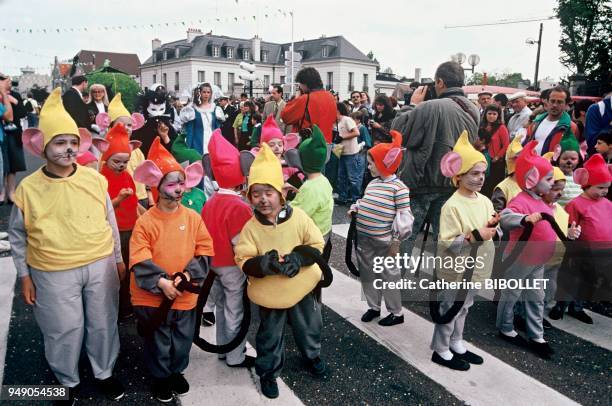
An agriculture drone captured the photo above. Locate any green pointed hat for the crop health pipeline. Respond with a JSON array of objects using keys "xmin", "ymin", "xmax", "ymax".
[
  {"xmin": 559, "ymin": 131, "xmax": 580, "ymax": 154},
  {"xmin": 298, "ymin": 125, "xmax": 327, "ymax": 173}
]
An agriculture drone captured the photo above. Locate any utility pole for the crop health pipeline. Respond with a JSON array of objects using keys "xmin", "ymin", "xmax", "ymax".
[
  {"xmin": 290, "ymin": 11, "xmax": 294, "ymax": 97},
  {"xmin": 534, "ymin": 23, "xmax": 543, "ymax": 91}
]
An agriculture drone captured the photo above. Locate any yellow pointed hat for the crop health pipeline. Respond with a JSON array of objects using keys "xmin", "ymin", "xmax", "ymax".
[
  {"xmin": 108, "ymin": 93, "xmax": 131, "ymax": 122},
  {"xmin": 456, "ymin": 130, "xmax": 486, "ymax": 173},
  {"xmin": 248, "ymin": 143, "xmax": 284, "ymax": 197},
  {"xmin": 505, "ymin": 136, "xmax": 523, "ymax": 175},
  {"xmin": 552, "ymin": 166, "xmax": 565, "ymax": 182},
  {"xmin": 39, "ymin": 88, "xmax": 80, "ymax": 148}
]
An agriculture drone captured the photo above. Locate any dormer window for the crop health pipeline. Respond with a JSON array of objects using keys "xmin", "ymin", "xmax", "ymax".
[
  {"xmin": 212, "ymin": 46, "xmax": 220, "ymax": 57},
  {"xmin": 261, "ymin": 50, "xmax": 268, "ymax": 62},
  {"xmin": 163, "ymin": 50, "xmax": 168, "ymax": 60},
  {"xmin": 153, "ymin": 53, "xmax": 157, "ymax": 63},
  {"xmin": 322, "ymin": 46, "xmax": 328, "ymax": 57},
  {"xmin": 175, "ymin": 48, "xmax": 180, "ymax": 58},
  {"xmin": 227, "ymin": 47, "xmax": 234, "ymax": 59},
  {"xmin": 242, "ymin": 49, "xmax": 250, "ymax": 60}
]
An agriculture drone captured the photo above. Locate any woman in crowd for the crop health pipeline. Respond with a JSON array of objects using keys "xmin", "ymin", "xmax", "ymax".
[
  {"xmin": 480, "ymin": 104, "xmax": 509, "ymax": 197},
  {"xmin": 181, "ymin": 82, "xmax": 224, "ymax": 154},
  {"xmin": 370, "ymin": 94, "xmax": 397, "ymax": 145}
]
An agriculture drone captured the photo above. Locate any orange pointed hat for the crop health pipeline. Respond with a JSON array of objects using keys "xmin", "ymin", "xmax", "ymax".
[
  {"xmin": 101, "ymin": 122, "xmax": 132, "ymax": 161},
  {"xmin": 368, "ymin": 130, "xmax": 404, "ymax": 177},
  {"xmin": 147, "ymin": 137, "xmax": 183, "ymax": 175}
]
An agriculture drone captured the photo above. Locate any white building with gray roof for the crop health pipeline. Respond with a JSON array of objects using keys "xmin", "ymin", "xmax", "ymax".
[{"xmin": 139, "ymin": 29, "xmax": 378, "ymax": 100}]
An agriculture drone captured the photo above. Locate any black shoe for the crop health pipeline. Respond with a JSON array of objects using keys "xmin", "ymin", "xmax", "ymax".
[
  {"xmin": 169, "ymin": 373, "xmax": 189, "ymax": 396},
  {"xmin": 378, "ymin": 314, "xmax": 404, "ymax": 326},
  {"xmin": 498, "ymin": 331, "xmax": 528, "ymax": 347},
  {"xmin": 450, "ymin": 349, "xmax": 484, "ymax": 365},
  {"xmin": 96, "ymin": 376, "xmax": 125, "ymax": 401},
  {"xmin": 228, "ymin": 355, "xmax": 256, "ymax": 368},
  {"xmin": 548, "ymin": 305, "xmax": 564, "ymax": 320},
  {"xmin": 528, "ymin": 340, "xmax": 554, "ymax": 359},
  {"xmin": 53, "ymin": 385, "xmax": 78, "ymax": 406},
  {"xmin": 431, "ymin": 352, "xmax": 470, "ymax": 371},
  {"xmin": 361, "ymin": 309, "xmax": 381, "ymax": 322},
  {"xmin": 514, "ymin": 315, "xmax": 527, "ymax": 332},
  {"xmin": 153, "ymin": 378, "xmax": 173, "ymax": 403},
  {"xmin": 202, "ymin": 312, "xmax": 215, "ymax": 326},
  {"xmin": 307, "ymin": 357, "xmax": 326, "ymax": 376},
  {"xmin": 567, "ymin": 308, "xmax": 593, "ymax": 324},
  {"xmin": 260, "ymin": 378, "xmax": 279, "ymax": 399},
  {"xmin": 543, "ymin": 318, "xmax": 552, "ymax": 329}
]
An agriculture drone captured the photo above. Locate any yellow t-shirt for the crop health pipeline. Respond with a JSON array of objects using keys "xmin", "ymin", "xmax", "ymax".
[
  {"xmin": 126, "ymin": 148, "xmax": 148, "ymax": 201},
  {"xmin": 438, "ymin": 191, "xmax": 496, "ymax": 283},
  {"xmin": 234, "ymin": 206, "xmax": 325, "ymax": 309},
  {"xmin": 14, "ymin": 166, "xmax": 114, "ymax": 271},
  {"xmin": 495, "ymin": 177, "xmax": 521, "ymax": 206}
]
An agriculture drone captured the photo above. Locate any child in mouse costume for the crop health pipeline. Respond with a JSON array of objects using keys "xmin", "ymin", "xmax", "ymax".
[
  {"xmin": 432, "ymin": 130, "xmax": 498, "ymax": 371},
  {"xmin": 130, "ymin": 137, "xmax": 214, "ymax": 402},
  {"xmin": 234, "ymin": 143, "xmax": 326, "ymax": 399},
  {"xmin": 8, "ymin": 88, "xmax": 125, "ymax": 401},
  {"xmin": 95, "ymin": 122, "xmax": 142, "ymax": 320}
]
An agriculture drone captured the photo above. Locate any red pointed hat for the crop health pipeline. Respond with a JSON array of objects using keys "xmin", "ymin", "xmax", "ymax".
[
  {"xmin": 260, "ymin": 115, "xmax": 284, "ymax": 144},
  {"xmin": 101, "ymin": 123, "xmax": 131, "ymax": 161},
  {"xmin": 368, "ymin": 130, "xmax": 403, "ymax": 177},
  {"xmin": 574, "ymin": 153, "xmax": 612, "ymax": 187},
  {"xmin": 514, "ymin": 141, "xmax": 553, "ymax": 190},
  {"xmin": 209, "ymin": 129, "xmax": 245, "ymax": 188},
  {"xmin": 147, "ymin": 136, "xmax": 183, "ymax": 176}
]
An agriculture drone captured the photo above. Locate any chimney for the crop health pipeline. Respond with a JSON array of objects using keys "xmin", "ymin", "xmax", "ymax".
[
  {"xmin": 252, "ymin": 35, "xmax": 261, "ymax": 62},
  {"xmin": 187, "ymin": 28, "xmax": 203, "ymax": 43},
  {"xmin": 414, "ymin": 68, "xmax": 421, "ymax": 82},
  {"xmin": 152, "ymin": 38, "xmax": 161, "ymax": 51}
]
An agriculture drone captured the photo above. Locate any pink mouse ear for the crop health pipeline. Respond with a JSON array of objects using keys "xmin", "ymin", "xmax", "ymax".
[
  {"xmin": 552, "ymin": 144, "xmax": 562, "ymax": 161},
  {"xmin": 524, "ymin": 167, "xmax": 541, "ymax": 189},
  {"xmin": 573, "ymin": 168, "xmax": 589, "ymax": 186},
  {"xmin": 250, "ymin": 147, "xmax": 260, "ymax": 155},
  {"xmin": 579, "ymin": 141, "xmax": 588, "ymax": 160},
  {"xmin": 22, "ymin": 128, "xmax": 45, "ymax": 157},
  {"xmin": 131, "ymin": 113, "xmax": 145, "ymax": 131},
  {"xmin": 91, "ymin": 137, "xmax": 110, "ymax": 153},
  {"xmin": 383, "ymin": 147, "xmax": 402, "ymax": 168},
  {"xmin": 95, "ymin": 112, "xmax": 111, "ymax": 131},
  {"xmin": 128, "ymin": 140, "xmax": 142, "ymax": 151},
  {"xmin": 133, "ymin": 160, "xmax": 164, "ymax": 187},
  {"xmin": 184, "ymin": 161, "xmax": 204, "ymax": 188},
  {"xmin": 78, "ymin": 128, "xmax": 93, "ymax": 154},
  {"xmin": 283, "ymin": 133, "xmax": 301, "ymax": 150},
  {"xmin": 440, "ymin": 151, "xmax": 462, "ymax": 178}
]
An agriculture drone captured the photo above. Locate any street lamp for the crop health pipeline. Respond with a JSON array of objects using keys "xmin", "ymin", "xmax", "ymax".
[
  {"xmin": 525, "ymin": 23, "xmax": 543, "ymax": 90},
  {"xmin": 451, "ymin": 52, "xmax": 480, "ymax": 73}
]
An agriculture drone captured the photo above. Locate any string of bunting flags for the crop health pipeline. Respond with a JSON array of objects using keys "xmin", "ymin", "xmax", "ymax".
[{"xmin": 0, "ymin": 9, "xmax": 292, "ymax": 35}]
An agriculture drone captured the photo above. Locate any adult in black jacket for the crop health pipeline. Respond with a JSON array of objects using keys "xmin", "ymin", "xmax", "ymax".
[
  {"xmin": 218, "ymin": 96, "xmax": 238, "ymax": 145},
  {"xmin": 0, "ymin": 77, "xmax": 27, "ymax": 203},
  {"xmin": 370, "ymin": 94, "xmax": 397, "ymax": 144},
  {"xmin": 62, "ymin": 76, "xmax": 92, "ymax": 129}
]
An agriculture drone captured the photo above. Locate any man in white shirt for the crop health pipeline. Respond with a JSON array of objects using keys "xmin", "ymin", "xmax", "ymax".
[{"xmin": 507, "ymin": 92, "xmax": 532, "ymax": 139}]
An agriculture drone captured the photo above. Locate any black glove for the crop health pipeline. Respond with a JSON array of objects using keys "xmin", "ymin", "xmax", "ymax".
[
  {"xmin": 279, "ymin": 252, "xmax": 302, "ymax": 278},
  {"xmin": 243, "ymin": 250, "xmax": 283, "ymax": 277}
]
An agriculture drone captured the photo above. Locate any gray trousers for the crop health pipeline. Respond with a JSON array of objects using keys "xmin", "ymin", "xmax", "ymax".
[
  {"xmin": 496, "ymin": 263, "xmax": 545, "ymax": 340},
  {"xmin": 211, "ymin": 265, "xmax": 247, "ymax": 365},
  {"xmin": 255, "ymin": 292, "xmax": 322, "ymax": 380},
  {"xmin": 430, "ymin": 289, "xmax": 478, "ymax": 354},
  {"xmin": 30, "ymin": 255, "xmax": 120, "ymax": 387},
  {"xmin": 356, "ymin": 234, "xmax": 402, "ymax": 315},
  {"xmin": 133, "ymin": 306, "xmax": 197, "ymax": 379}
]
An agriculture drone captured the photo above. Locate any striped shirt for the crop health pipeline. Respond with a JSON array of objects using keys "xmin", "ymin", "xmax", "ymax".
[
  {"xmin": 356, "ymin": 175, "xmax": 410, "ymax": 239},
  {"xmin": 558, "ymin": 173, "xmax": 582, "ymax": 207}
]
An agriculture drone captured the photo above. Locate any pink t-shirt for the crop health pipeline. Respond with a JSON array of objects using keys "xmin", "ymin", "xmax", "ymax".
[
  {"xmin": 505, "ymin": 191, "xmax": 556, "ymax": 265},
  {"xmin": 565, "ymin": 195, "xmax": 612, "ymax": 244}
]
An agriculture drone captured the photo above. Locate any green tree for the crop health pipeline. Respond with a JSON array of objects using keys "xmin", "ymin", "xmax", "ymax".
[
  {"xmin": 86, "ymin": 68, "xmax": 140, "ymax": 112},
  {"xmin": 555, "ymin": 0, "xmax": 612, "ymax": 81}
]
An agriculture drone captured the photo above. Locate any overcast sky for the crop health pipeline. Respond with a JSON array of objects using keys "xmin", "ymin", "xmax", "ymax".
[{"xmin": 0, "ymin": 0, "xmax": 569, "ymax": 83}]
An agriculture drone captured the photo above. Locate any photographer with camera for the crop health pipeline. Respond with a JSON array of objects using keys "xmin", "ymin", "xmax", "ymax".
[{"xmin": 394, "ymin": 61, "xmax": 480, "ymax": 259}]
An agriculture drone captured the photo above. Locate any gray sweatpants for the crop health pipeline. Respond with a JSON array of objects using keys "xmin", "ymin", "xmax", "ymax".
[
  {"xmin": 430, "ymin": 289, "xmax": 478, "ymax": 354},
  {"xmin": 356, "ymin": 234, "xmax": 402, "ymax": 315},
  {"xmin": 30, "ymin": 255, "xmax": 120, "ymax": 387},
  {"xmin": 496, "ymin": 263, "xmax": 545, "ymax": 340},
  {"xmin": 210, "ymin": 265, "xmax": 247, "ymax": 365},
  {"xmin": 133, "ymin": 306, "xmax": 197, "ymax": 379},
  {"xmin": 255, "ymin": 292, "xmax": 322, "ymax": 380}
]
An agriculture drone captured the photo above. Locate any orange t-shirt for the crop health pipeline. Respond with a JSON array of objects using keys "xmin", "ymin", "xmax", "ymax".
[{"xmin": 129, "ymin": 204, "xmax": 214, "ymax": 310}]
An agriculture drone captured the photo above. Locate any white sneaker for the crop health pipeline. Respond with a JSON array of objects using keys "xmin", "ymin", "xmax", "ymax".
[
  {"xmin": 0, "ymin": 240, "xmax": 10, "ymax": 252},
  {"xmin": 0, "ymin": 231, "xmax": 8, "ymax": 240}
]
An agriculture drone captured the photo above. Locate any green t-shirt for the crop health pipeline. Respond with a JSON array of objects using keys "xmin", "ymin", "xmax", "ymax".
[
  {"xmin": 291, "ymin": 175, "xmax": 334, "ymax": 236},
  {"xmin": 181, "ymin": 187, "xmax": 207, "ymax": 214}
]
